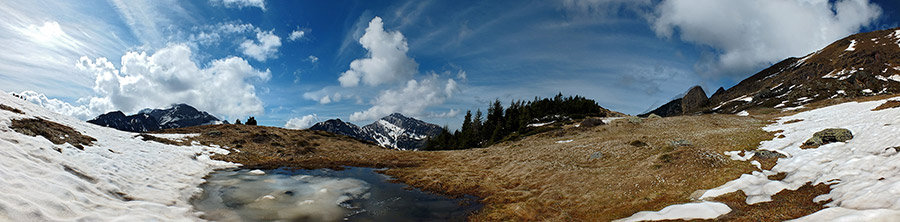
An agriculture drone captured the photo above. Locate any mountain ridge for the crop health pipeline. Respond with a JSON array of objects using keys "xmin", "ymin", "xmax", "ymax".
[
  {"xmin": 308, "ymin": 113, "xmax": 442, "ymax": 150},
  {"xmin": 88, "ymin": 104, "xmax": 220, "ymax": 132}
]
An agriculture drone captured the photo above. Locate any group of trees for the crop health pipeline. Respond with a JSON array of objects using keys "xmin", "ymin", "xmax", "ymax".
[
  {"xmin": 424, "ymin": 93, "xmax": 607, "ymax": 150},
  {"xmin": 233, "ymin": 116, "xmax": 257, "ymax": 125}
]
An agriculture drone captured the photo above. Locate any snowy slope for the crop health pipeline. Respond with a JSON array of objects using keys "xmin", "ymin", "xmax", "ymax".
[
  {"xmin": 618, "ymin": 96, "xmax": 900, "ymax": 221},
  {"xmin": 0, "ymin": 91, "xmax": 237, "ymax": 221}
]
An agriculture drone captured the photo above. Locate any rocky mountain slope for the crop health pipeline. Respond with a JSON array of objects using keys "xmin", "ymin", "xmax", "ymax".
[
  {"xmin": 88, "ymin": 104, "xmax": 220, "ymax": 132},
  {"xmin": 647, "ymin": 28, "xmax": 900, "ymax": 116},
  {"xmin": 309, "ymin": 113, "xmax": 442, "ymax": 150}
]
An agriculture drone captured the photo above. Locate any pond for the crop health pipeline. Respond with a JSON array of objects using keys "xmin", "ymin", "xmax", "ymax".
[{"xmin": 191, "ymin": 167, "xmax": 481, "ymax": 222}]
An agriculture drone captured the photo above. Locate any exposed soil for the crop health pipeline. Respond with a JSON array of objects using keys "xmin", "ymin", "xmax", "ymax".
[{"xmin": 11, "ymin": 118, "xmax": 95, "ymax": 150}]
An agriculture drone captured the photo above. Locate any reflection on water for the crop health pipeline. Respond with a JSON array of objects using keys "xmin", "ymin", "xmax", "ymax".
[{"xmin": 192, "ymin": 167, "xmax": 480, "ymax": 222}]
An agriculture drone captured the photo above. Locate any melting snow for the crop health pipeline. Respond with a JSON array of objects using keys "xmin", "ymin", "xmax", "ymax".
[
  {"xmin": 736, "ymin": 111, "xmax": 750, "ymax": 116},
  {"xmin": 862, "ymin": 89, "xmax": 874, "ymax": 94},
  {"xmin": 621, "ymin": 96, "xmax": 900, "ymax": 221},
  {"xmin": 556, "ymin": 139, "xmax": 573, "ymax": 144},
  {"xmin": 0, "ymin": 91, "xmax": 238, "ymax": 221},
  {"xmin": 614, "ymin": 202, "xmax": 732, "ymax": 222},
  {"xmin": 527, "ymin": 121, "xmax": 555, "ymax": 127}
]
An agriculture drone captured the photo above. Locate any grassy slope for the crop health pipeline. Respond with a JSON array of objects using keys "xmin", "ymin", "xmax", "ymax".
[{"xmin": 167, "ymin": 114, "xmax": 777, "ymax": 221}]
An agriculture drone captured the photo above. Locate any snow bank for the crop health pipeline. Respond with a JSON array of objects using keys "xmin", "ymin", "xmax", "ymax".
[
  {"xmin": 613, "ymin": 201, "xmax": 731, "ymax": 222},
  {"xmin": 0, "ymin": 91, "xmax": 238, "ymax": 221}
]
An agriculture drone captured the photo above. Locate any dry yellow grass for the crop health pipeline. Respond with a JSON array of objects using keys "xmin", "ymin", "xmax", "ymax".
[{"xmin": 171, "ymin": 114, "xmax": 772, "ymax": 221}]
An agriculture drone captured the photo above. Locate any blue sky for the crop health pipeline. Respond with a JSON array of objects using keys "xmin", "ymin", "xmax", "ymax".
[{"xmin": 1, "ymin": 0, "xmax": 898, "ymax": 130}]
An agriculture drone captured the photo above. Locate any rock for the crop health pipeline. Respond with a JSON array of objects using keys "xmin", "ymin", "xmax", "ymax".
[
  {"xmin": 711, "ymin": 87, "xmax": 726, "ymax": 99},
  {"xmin": 648, "ymin": 114, "xmax": 662, "ymax": 119},
  {"xmin": 681, "ymin": 86, "xmax": 709, "ymax": 113},
  {"xmin": 754, "ymin": 150, "xmax": 786, "ymax": 159},
  {"xmin": 580, "ymin": 118, "xmax": 605, "ymax": 127},
  {"xmin": 628, "ymin": 140, "xmax": 648, "ymax": 147},
  {"xmin": 589, "ymin": 151, "xmax": 604, "ymax": 160},
  {"xmin": 802, "ymin": 128, "xmax": 853, "ymax": 149},
  {"xmin": 670, "ymin": 139, "xmax": 692, "ymax": 147},
  {"xmin": 628, "ymin": 116, "xmax": 643, "ymax": 124},
  {"xmin": 204, "ymin": 130, "xmax": 223, "ymax": 137}
]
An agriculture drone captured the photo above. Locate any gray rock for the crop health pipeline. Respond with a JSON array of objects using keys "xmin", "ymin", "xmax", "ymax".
[
  {"xmin": 803, "ymin": 128, "xmax": 853, "ymax": 148},
  {"xmin": 628, "ymin": 116, "xmax": 643, "ymax": 124},
  {"xmin": 754, "ymin": 150, "xmax": 786, "ymax": 159},
  {"xmin": 681, "ymin": 86, "xmax": 709, "ymax": 113},
  {"xmin": 589, "ymin": 151, "xmax": 604, "ymax": 160},
  {"xmin": 670, "ymin": 139, "xmax": 692, "ymax": 147}
]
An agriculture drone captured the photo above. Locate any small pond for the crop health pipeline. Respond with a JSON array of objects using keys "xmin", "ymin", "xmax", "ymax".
[{"xmin": 192, "ymin": 167, "xmax": 481, "ymax": 222}]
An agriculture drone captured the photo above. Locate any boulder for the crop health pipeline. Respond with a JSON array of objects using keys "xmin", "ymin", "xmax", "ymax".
[
  {"xmin": 589, "ymin": 151, "xmax": 604, "ymax": 160},
  {"xmin": 802, "ymin": 128, "xmax": 853, "ymax": 148},
  {"xmin": 580, "ymin": 118, "xmax": 605, "ymax": 127}
]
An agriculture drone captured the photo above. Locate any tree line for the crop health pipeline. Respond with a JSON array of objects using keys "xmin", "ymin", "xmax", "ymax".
[{"xmin": 424, "ymin": 93, "xmax": 607, "ymax": 150}]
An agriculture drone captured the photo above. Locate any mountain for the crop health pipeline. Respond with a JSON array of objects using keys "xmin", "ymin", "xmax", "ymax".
[
  {"xmin": 308, "ymin": 118, "xmax": 369, "ymax": 140},
  {"xmin": 641, "ymin": 85, "xmax": 708, "ymax": 117},
  {"xmin": 309, "ymin": 113, "xmax": 442, "ymax": 150},
  {"xmin": 88, "ymin": 104, "xmax": 220, "ymax": 132},
  {"xmin": 648, "ymin": 28, "xmax": 900, "ymax": 115}
]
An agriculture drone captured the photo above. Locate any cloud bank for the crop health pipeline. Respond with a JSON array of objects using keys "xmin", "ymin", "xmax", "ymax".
[
  {"xmin": 76, "ymin": 43, "xmax": 270, "ymax": 119},
  {"xmin": 209, "ymin": 0, "xmax": 266, "ymax": 11},
  {"xmin": 349, "ymin": 75, "xmax": 458, "ymax": 121},
  {"xmin": 284, "ymin": 114, "xmax": 318, "ymax": 129},
  {"xmin": 651, "ymin": 0, "xmax": 882, "ymax": 77}
]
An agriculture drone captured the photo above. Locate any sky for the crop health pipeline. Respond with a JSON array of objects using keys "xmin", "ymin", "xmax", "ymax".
[{"xmin": 1, "ymin": 0, "xmax": 899, "ymax": 130}]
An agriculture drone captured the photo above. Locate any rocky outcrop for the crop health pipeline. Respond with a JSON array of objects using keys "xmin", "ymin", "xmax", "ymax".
[{"xmin": 681, "ymin": 86, "xmax": 709, "ymax": 114}]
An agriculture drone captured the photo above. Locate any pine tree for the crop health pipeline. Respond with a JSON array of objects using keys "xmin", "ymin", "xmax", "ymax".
[
  {"xmin": 246, "ymin": 117, "xmax": 257, "ymax": 126},
  {"xmin": 235, "ymin": 119, "xmax": 242, "ymax": 125}
]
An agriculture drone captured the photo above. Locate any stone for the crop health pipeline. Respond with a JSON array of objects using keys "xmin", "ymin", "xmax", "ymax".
[
  {"xmin": 580, "ymin": 118, "xmax": 605, "ymax": 127},
  {"xmin": 589, "ymin": 151, "xmax": 604, "ymax": 160},
  {"xmin": 802, "ymin": 128, "xmax": 853, "ymax": 149}
]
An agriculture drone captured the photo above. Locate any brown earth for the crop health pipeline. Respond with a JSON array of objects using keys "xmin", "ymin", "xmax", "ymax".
[{"xmin": 11, "ymin": 118, "xmax": 95, "ymax": 150}]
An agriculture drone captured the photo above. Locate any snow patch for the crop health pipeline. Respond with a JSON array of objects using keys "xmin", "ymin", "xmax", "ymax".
[
  {"xmin": 736, "ymin": 111, "xmax": 749, "ymax": 116},
  {"xmin": 614, "ymin": 201, "xmax": 731, "ymax": 222},
  {"xmin": 527, "ymin": 121, "xmax": 554, "ymax": 127},
  {"xmin": 556, "ymin": 139, "xmax": 573, "ymax": 144},
  {"xmin": 845, "ymin": 40, "xmax": 857, "ymax": 51}
]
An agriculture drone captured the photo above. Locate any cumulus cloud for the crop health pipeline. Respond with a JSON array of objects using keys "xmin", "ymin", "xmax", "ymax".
[
  {"xmin": 307, "ymin": 55, "xmax": 319, "ymax": 63},
  {"xmin": 349, "ymin": 75, "xmax": 458, "ymax": 121},
  {"xmin": 651, "ymin": 0, "xmax": 881, "ymax": 77},
  {"xmin": 76, "ymin": 43, "xmax": 270, "ymax": 119},
  {"xmin": 338, "ymin": 16, "xmax": 418, "ymax": 87},
  {"xmin": 240, "ymin": 29, "xmax": 282, "ymax": 62},
  {"xmin": 16, "ymin": 91, "xmax": 94, "ymax": 120},
  {"xmin": 288, "ymin": 29, "xmax": 305, "ymax": 41},
  {"xmin": 209, "ymin": 0, "xmax": 266, "ymax": 11},
  {"xmin": 285, "ymin": 114, "xmax": 318, "ymax": 129}
]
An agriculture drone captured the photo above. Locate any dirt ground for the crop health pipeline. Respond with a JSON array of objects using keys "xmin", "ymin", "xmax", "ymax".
[{"xmin": 165, "ymin": 113, "xmax": 819, "ymax": 221}]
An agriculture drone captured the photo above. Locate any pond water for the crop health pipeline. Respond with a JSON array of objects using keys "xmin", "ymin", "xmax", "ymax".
[{"xmin": 191, "ymin": 167, "xmax": 481, "ymax": 222}]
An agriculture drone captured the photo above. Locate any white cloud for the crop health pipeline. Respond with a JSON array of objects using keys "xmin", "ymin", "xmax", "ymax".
[
  {"xmin": 651, "ymin": 0, "xmax": 881, "ymax": 77},
  {"xmin": 288, "ymin": 30, "xmax": 305, "ymax": 41},
  {"xmin": 428, "ymin": 109, "xmax": 461, "ymax": 118},
  {"xmin": 209, "ymin": 0, "xmax": 266, "ymax": 11},
  {"xmin": 285, "ymin": 114, "xmax": 318, "ymax": 129},
  {"xmin": 77, "ymin": 43, "xmax": 271, "ymax": 119},
  {"xmin": 16, "ymin": 91, "xmax": 94, "ymax": 120},
  {"xmin": 240, "ymin": 29, "xmax": 282, "ymax": 62},
  {"xmin": 189, "ymin": 21, "xmax": 257, "ymax": 46},
  {"xmin": 307, "ymin": 55, "xmax": 319, "ymax": 63},
  {"xmin": 560, "ymin": 0, "xmax": 653, "ymax": 18},
  {"xmin": 339, "ymin": 16, "xmax": 419, "ymax": 87},
  {"xmin": 349, "ymin": 75, "xmax": 458, "ymax": 121}
]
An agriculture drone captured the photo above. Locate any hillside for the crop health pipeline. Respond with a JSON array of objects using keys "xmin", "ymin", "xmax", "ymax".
[{"xmin": 709, "ymin": 28, "xmax": 900, "ymax": 114}]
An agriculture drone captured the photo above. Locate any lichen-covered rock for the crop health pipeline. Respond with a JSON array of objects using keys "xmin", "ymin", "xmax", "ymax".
[{"xmin": 802, "ymin": 128, "xmax": 853, "ymax": 148}]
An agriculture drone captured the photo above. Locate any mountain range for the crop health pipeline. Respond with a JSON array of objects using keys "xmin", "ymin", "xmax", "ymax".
[
  {"xmin": 309, "ymin": 113, "xmax": 443, "ymax": 150},
  {"xmin": 644, "ymin": 28, "xmax": 900, "ymax": 117},
  {"xmin": 87, "ymin": 104, "xmax": 220, "ymax": 132}
]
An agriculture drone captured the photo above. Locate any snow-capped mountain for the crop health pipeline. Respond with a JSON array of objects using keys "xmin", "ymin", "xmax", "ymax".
[
  {"xmin": 308, "ymin": 113, "xmax": 443, "ymax": 150},
  {"xmin": 646, "ymin": 28, "xmax": 900, "ymax": 115},
  {"xmin": 88, "ymin": 104, "xmax": 220, "ymax": 132}
]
